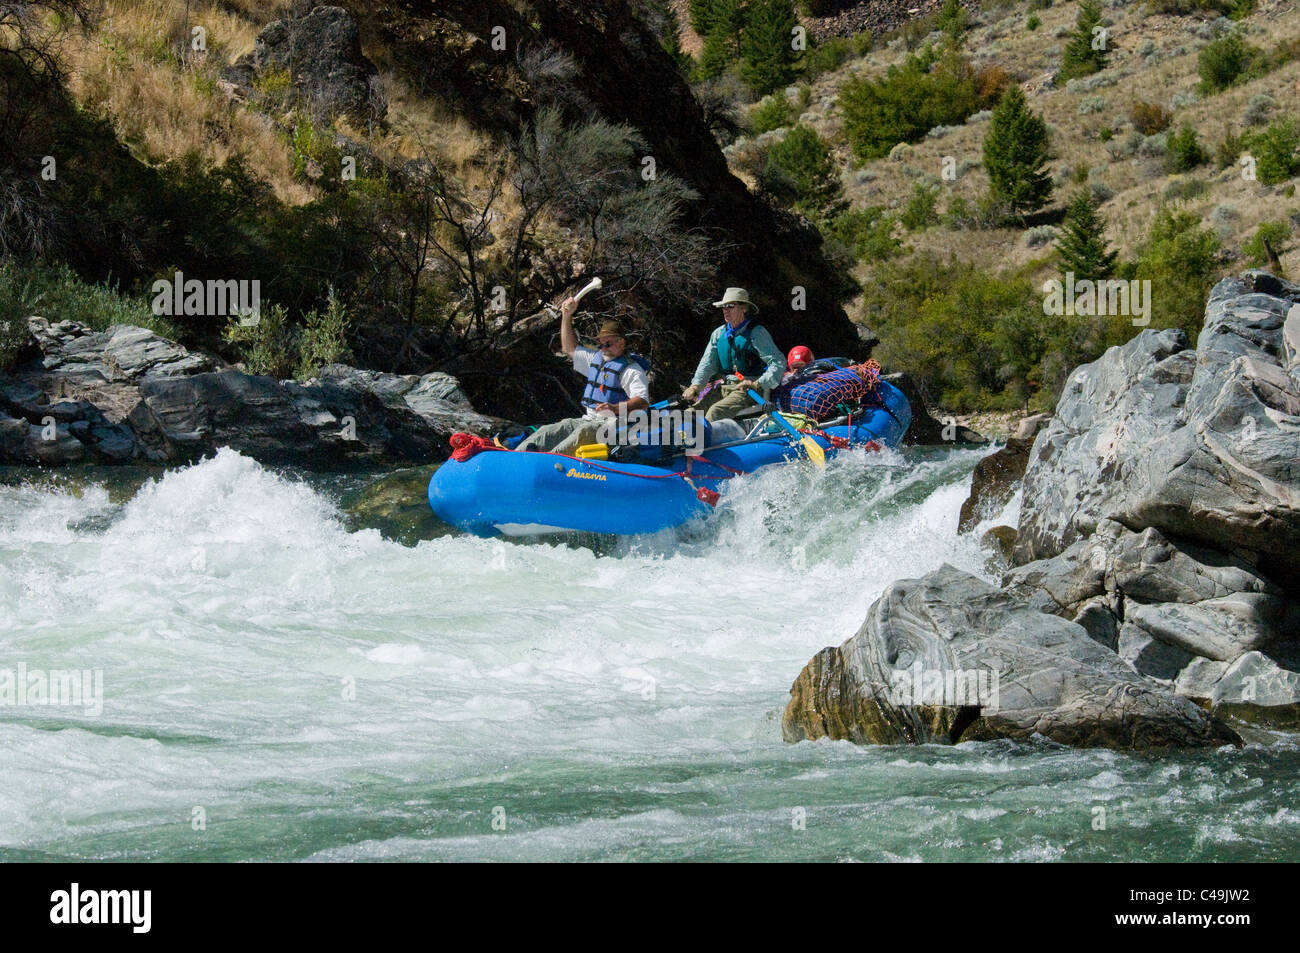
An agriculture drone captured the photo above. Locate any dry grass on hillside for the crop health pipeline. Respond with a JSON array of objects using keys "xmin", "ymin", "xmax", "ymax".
[
  {"xmin": 737, "ymin": 0, "xmax": 1300, "ymax": 292},
  {"xmin": 61, "ymin": 0, "xmax": 311, "ymax": 204}
]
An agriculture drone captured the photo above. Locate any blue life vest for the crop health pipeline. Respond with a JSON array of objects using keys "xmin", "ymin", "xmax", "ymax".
[
  {"xmin": 581, "ymin": 351, "xmax": 650, "ymax": 408},
  {"xmin": 715, "ymin": 321, "xmax": 768, "ymax": 378}
]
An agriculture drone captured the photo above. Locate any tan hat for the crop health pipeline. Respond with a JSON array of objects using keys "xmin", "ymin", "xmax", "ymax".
[
  {"xmin": 596, "ymin": 320, "xmax": 627, "ymax": 339},
  {"xmin": 712, "ymin": 287, "xmax": 758, "ymax": 313}
]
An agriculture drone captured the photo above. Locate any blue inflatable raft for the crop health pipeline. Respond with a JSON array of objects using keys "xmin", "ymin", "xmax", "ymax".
[{"xmin": 428, "ymin": 379, "xmax": 910, "ymax": 537}]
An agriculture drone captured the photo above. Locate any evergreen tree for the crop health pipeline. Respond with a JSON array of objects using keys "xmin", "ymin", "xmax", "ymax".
[
  {"xmin": 1060, "ymin": 0, "xmax": 1108, "ymax": 81},
  {"xmin": 1055, "ymin": 190, "xmax": 1117, "ymax": 280},
  {"xmin": 695, "ymin": 0, "xmax": 744, "ymax": 79},
  {"xmin": 762, "ymin": 124, "xmax": 844, "ymax": 220},
  {"xmin": 982, "ymin": 86, "xmax": 1053, "ymax": 221},
  {"xmin": 690, "ymin": 0, "xmax": 743, "ymax": 40},
  {"xmin": 740, "ymin": 0, "xmax": 801, "ymax": 95},
  {"xmin": 936, "ymin": 0, "xmax": 967, "ymax": 49}
]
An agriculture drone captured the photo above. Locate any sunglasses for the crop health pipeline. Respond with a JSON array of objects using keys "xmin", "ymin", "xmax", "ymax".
[{"xmin": 597, "ymin": 339, "xmax": 623, "ymax": 348}]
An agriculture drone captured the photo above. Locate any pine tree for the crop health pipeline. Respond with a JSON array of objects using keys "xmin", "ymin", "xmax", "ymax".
[
  {"xmin": 982, "ymin": 86, "xmax": 1053, "ymax": 222},
  {"xmin": 1056, "ymin": 190, "xmax": 1117, "ymax": 281},
  {"xmin": 936, "ymin": 0, "xmax": 967, "ymax": 49},
  {"xmin": 740, "ymin": 0, "xmax": 800, "ymax": 96},
  {"xmin": 1060, "ymin": 0, "xmax": 1108, "ymax": 81},
  {"xmin": 695, "ymin": 0, "xmax": 744, "ymax": 80},
  {"xmin": 689, "ymin": 0, "xmax": 743, "ymax": 40}
]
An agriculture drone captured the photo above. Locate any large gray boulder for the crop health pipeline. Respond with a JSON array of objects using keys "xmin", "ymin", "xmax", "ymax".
[
  {"xmin": 1015, "ymin": 272, "xmax": 1300, "ymax": 583},
  {"xmin": 2, "ymin": 317, "xmax": 503, "ymax": 469},
  {"xmin": 128, "ymin": 370, "xmax": 456, "ymax": 468},
  {"xmin": 27, "ymin": 318, "xmax": 221, "ymax": 382},
  {"xmin": 782, "ymin": 565, "xmax": 1240, "ymax": 749},
  {"xmin": 236, "ymin": 5, "xmax": 382, "ymax": 122}
]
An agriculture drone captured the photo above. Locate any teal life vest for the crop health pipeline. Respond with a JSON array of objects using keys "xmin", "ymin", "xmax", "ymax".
[
  {"xmin": 715, "ymin": 320, "xmax": 767, "ymax": 378},
  {"xmin": 581, "ymin": 351, "xmax": 650, "ymax": 409}
]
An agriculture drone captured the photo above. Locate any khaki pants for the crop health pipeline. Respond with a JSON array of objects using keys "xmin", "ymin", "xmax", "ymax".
[
  {"xmin": 515, "ymin": 417, "xmax": 604, "ymax": 455},
  {"xmin": 696, "ymin": 381, "xmax": 764, "ymax": 422}
]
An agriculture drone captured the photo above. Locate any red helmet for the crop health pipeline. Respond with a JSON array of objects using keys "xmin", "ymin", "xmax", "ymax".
[{"xmin": 787, "ymin": 345, "xmax": 814, "ymax": 368}]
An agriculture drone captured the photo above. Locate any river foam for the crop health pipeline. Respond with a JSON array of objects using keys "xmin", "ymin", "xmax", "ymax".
[{"xmin": 2, "ymin": 447, "xmax": 1296, "ymax": 861}]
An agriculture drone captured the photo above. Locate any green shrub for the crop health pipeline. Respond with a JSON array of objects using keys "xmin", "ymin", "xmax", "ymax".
[
  {"xmin": 863, "ymin": 254, "xmax": 1052, "ymax": 410},
  {"xmin": 296, "ymin": 287, "xmax": 352, "ymax": 380},
  {"xmin": 0, "ymin": 263, "xmax": 35, "ymax": 370},
  {"xmin": 1099, "ymin": 126, "xmax": 1114, "ymax": 142},
  {"xmin": 1, "ymin": 262, "xmax": 172, "ymax": 337},
  {"xmin": 1166, "ymin": 125, "xmax": 1208, "ymax": 172},
  {"xmin": 936, "ymin": 0, "xmax": 967, "ymax": 47},
  {"xmin": 1130, "ymin": 101, "xmax": 1172, "ymax": 135},
  {"xmin": 1242, "ymin": 219, "xmax": 1291, "ymax": 270},
  {"xmin": 825, "ymin": 205, "xmax": 900, "ymax": 262},
  {"xmin": 901, "ymin": 182, "xmax": 941, "ymax": 230},
  {"xmin": 840, "ymin": 50, "xmax": 988, "ymax": 160},
  {"xmin": 751, "ymin": 93, "xmax": 797, "ymax": 133},
  {"xmin": 762, "ymin": 124, "xmax": 844, "ymax": 219},
  {"xmin": 1056, "ymin": 190, "xmax": 1117, "ymax": 279},
  {"xmin": 1125, "ymin": 206, "xmax": 1222, "ymax": 337},
  {"xmin": 1216, "ymin": 128, "xmax": 1245, "ymax": 169},
  {"xmin": 224, "ymin": 302, "xmax": 295, "ymax": 378},
  {"xmin": 1198, "ymin": 32, "xmax": 1254, "ymax": 93},
  {"xmin": 1060, "ymin": 0, "xmax": 1108, "ymax": 82},
  {"xmin": 1027, "ymin": 14, "xmax": 1041, "ymax": 31},
  {"xmin": 1146, "ymin": 0, "xmax": 1238, "ymax": 14},
  {"xmin": 1246, "ymin": 119, "xmax": 1300, "ymax": 185},
  {"xmin": 983, "ymin": 86, "xmax": 1053, "ymax": 221},
  {"xmin": 740, "ymin": 0, "xmax": 800, "ymax": 95}
]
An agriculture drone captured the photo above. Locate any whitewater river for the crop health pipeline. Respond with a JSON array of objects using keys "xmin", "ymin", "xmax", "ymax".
[{"xmin": 2, "ymin": 446, "xmax": 1297, "ymax": 861}]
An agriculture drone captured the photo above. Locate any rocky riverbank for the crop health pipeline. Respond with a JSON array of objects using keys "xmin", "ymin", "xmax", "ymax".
[
  {"xmin": 784, "ymin": 271, "xmax": 1300, "ymax": 748},
  {"xmin": 0, "ymin": 317, "xmax": 505, "ymax": 469}
]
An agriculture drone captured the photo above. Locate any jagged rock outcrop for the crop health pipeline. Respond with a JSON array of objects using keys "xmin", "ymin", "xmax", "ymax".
[
  {"xmin": 958, "ymin": 436, "xmax": 1031, "ymax": 532},
  {"xmin": 1, "ymin": 318, "xmax": 503, "ymax": 469},
  {"xmin": 782, "ymin": 565, "xmax": 1240, "ymax": 749},
  {"xmin": 225, "ymin": 5, "xmax": 383, "ymax": 121},
  {"xmin": 1014, "ymin": 271, "xmax": 1300, "ymax": 582},
  {"xmin": 786, "ymin": 272, "xmax": 1300, "ymax": 743}
]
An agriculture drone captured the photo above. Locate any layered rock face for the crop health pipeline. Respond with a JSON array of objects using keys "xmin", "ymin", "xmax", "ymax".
[
  {"xmin": 785, "ymin": 272, "xmax": 1300, "ymax": 747},
  {"xmin": 782, "ymin": 565, "xmax": 1240, "ymax": 748},
  {"xmin": 1, "ymin": 319, "xmax": 502, "ymax": 469}
]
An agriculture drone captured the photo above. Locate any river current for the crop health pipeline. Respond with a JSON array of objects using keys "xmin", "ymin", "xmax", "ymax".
[{"xmin": 2, "ymin": 447, "xmax": 1296, "ymax": 861}]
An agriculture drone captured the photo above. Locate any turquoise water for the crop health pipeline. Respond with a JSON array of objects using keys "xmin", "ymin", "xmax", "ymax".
[{"xmin": 2, "ymin": 448, "xmax": 1296, "ymax": 861}]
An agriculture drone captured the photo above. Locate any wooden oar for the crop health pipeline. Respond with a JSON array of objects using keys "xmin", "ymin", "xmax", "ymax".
[{"xmin": 747, "ymin": 389, "xmax": 825, "ymax": 467}]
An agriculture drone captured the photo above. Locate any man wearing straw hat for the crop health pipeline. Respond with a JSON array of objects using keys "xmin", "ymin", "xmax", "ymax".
[
  {"xmin": 515, "ymin": 295, "xmax": 650, "ymax": 454},
  {"xmin": 681, "ymin": 287, "xmax": 786, "ymax": 422}
]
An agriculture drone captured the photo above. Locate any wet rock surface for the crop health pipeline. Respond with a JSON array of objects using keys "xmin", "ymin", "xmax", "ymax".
[
  {"xmin": 782, "ymin": 565, "xmax": 1240, "ymax": 749},
  {"xmin": 2, "ymin": 319, "xmax": 504, "ymax": 469},
  {"xmin": 786, "ymin": 272, "xmax": 1300, "ymax": 744}
]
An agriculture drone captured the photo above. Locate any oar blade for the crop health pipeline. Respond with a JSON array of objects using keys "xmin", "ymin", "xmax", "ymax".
[{"xmin": 801, "ymin": 435, "xmax": 826, "ymax": 467}]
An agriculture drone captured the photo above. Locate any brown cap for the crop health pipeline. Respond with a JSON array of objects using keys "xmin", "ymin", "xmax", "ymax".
[{"xmin": 596, "ymin": 321, "xmax": 627, "ymax": 339}]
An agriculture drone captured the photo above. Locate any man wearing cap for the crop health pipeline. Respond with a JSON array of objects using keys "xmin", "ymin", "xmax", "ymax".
[
  {"xmin": 515, "ymin": 294, "xmax": 650, "ymax": 454},
  {"xmin": 681, "ymin": 287, "xmax": 786, "ymax": 422}
]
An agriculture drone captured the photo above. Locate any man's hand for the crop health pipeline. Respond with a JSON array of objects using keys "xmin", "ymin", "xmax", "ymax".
[
  {"xmin": 682, "ymin": 384, "xmax": 700, "ymax": 402},
  {"xmin": 560, "ymin": 296, "xmax": 578, "ymax": 320},
  {"xmin": 595, "ymin": 402, "xmax": 615, "ymax": 414}
]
